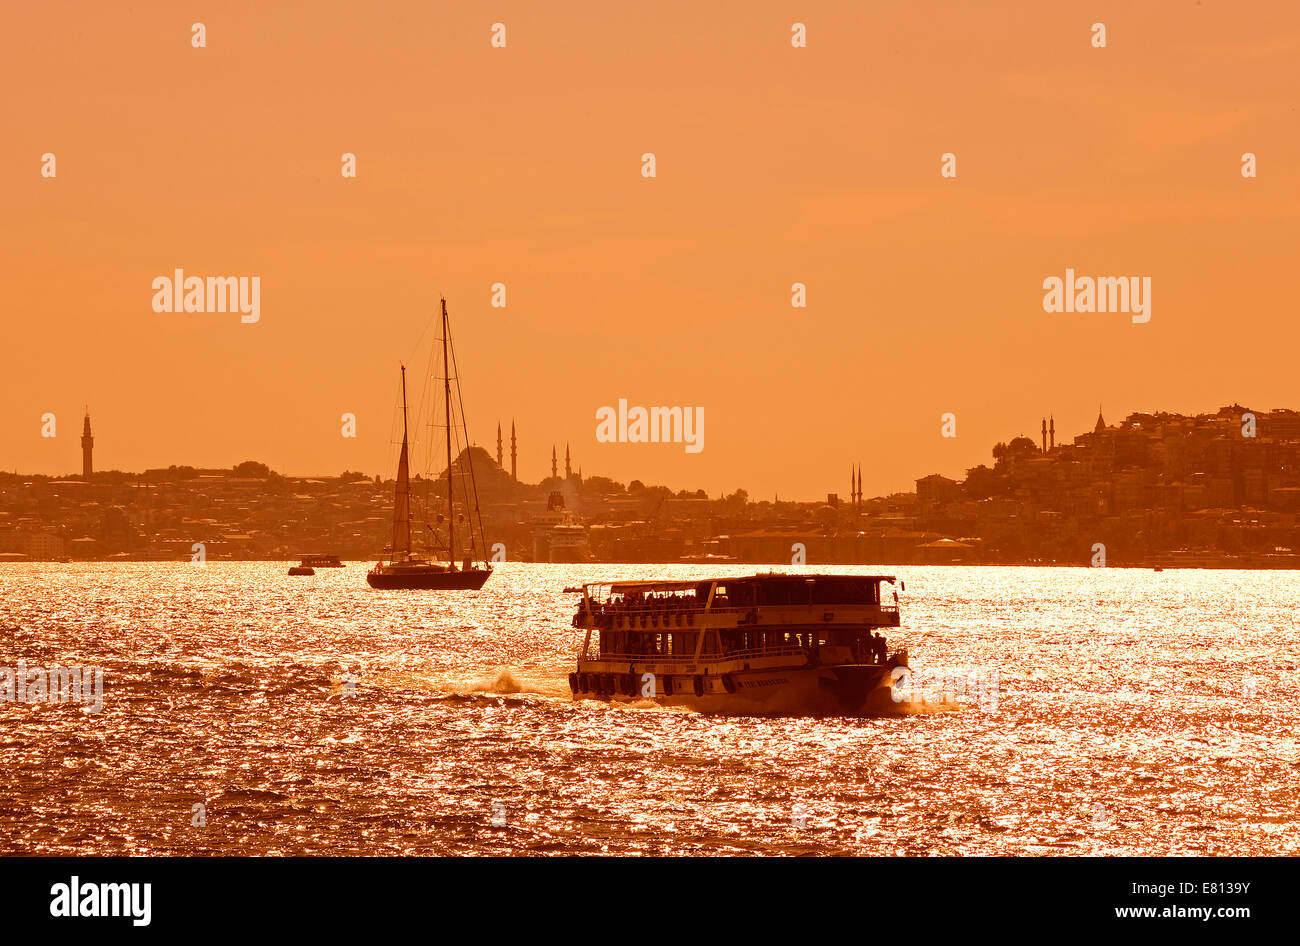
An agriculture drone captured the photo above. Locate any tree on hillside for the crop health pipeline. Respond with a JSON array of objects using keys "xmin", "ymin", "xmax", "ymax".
[
  {"xmin": 582, "ymin": 475, "xmax": 624, "ymax": 494},
  {"xmin": 233, "ymin": 460, "xmax": 272, "ymax": 478},
  {"xmin": 991, "ymin": 437, "xmax": 1039, "ymax": 471},
  {"xmin": 964, "ymin": 464, "xmax": 1000, "ymax": 499}
]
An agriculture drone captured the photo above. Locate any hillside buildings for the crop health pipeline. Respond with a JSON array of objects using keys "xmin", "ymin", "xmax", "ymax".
[{"xmin": 4, "ymin": 406, "xmax": 1299, "ymax": 567}]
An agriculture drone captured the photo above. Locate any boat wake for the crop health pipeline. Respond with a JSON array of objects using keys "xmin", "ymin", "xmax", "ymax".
[
  {"xmin": 610, "ymin": 697, "xmax": 696, "ymax": 714},
  {"xmin": 891, "ymin": 695, "xmax": 963, "ymax": 714},
  {"xmin": 462, "ymin": 666, "xmax": 569, "ymax": 699}
]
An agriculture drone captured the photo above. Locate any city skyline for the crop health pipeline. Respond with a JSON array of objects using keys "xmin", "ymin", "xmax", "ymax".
[
  {"xmin": 8, "ymin": 398, "xmax": 1300, "ymax": 569},
  {"xmin": 22, "ymin": 398, "xmax": 1298, "ymax": 499}
]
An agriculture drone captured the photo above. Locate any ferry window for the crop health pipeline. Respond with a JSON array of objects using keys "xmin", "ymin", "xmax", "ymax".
[
  {"xmin": 810, "ymin": 580, "xmax": 837, "ymax": 604},
  {"xmin": 808, "ymin": 577, "xmax": 878, "ymax": 605},
  {"xmin": 758, "ymin": 579, "xmax": 804, "ymax": 606},
  {"xmin": 720, "ymin": 581, "xmax": 751, "ymax": 608}
]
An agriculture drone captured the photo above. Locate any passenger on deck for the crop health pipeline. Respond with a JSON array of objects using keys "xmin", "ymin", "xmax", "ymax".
[{"xmin": 871, "ymin": 633, "xmax": 887, "ymax": 663}]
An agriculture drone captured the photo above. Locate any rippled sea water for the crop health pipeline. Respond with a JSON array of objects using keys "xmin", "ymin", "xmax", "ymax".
[{"xmin": 1, "ymin": 562, "xmax": 1296, "ymax": 856}]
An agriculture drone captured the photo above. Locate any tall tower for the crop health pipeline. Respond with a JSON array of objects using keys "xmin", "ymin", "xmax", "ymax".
[
  {"xmin": 510, "ymin": 421, "xmax": 517, "ymax": 481},
  {"xmin": 81, "ymin": 410, "xmax": 93, "ymax": 479},
  {"xmin": 856, "ymin": 466, "xmax": 862, "ymax": 510},
  {"xmin": 565, "ymin": 443, "xmax": 572, "ymax": 480},
  {"xmin": 551, "ymin": 445, "xmax": 558, "ymax": 480},
  {"xmin": 1049, "ymin": 415, "xmax": 1055, "ymax": 451},
  {"xmin": 496, "ymin": 423, "xmax": 503, "ymax": 468},
  {"xmin": 1041, "ymin": 417, "xmax": 1048, "ymax": 453}
]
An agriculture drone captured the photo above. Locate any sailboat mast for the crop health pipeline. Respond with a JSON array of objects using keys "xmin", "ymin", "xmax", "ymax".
[
  {"xmin": 442, "ymin": 298, "xmax": 455, "ymax": 566},
  {"xmin": 401, "ymin": 363, "xmax": 409, "ymax": 444}
]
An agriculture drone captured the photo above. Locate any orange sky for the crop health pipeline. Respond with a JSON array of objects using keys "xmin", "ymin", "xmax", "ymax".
[{"xmin": 2, "ymin": 1, "xmax": 1298, "ymax": 499}]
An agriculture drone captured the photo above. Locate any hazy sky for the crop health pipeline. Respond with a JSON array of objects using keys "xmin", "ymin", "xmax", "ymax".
[{"xmin": 3, "ymin": 1, "xmax": 1298, "ymax": 498}]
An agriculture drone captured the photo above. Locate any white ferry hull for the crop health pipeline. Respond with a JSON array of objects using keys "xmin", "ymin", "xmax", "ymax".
[{"xmin": 570, "ymin": 659, "xmax": 907, "ymax": 717}]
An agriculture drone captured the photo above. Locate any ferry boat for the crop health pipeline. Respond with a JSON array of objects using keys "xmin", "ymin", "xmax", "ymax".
[{"xmin": 569, "ymin": 573, "xmax": 908, "ymax": 716}]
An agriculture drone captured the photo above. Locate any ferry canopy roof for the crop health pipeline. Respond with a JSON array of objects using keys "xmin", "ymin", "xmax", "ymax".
[
  {"xmin": 590, "ymin": 574, "xmax": 896, "ymax": 593},
  {"xmin": 595, "ymin": 579, "xmax": 706, "ymax": 592}
]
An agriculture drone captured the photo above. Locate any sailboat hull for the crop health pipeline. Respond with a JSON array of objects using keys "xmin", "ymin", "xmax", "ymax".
[{"xmin": 366, "ymin": 568, "xmax": 491, "ymax": 590}]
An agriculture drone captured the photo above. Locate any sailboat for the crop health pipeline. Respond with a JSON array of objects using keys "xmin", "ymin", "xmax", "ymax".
[{"xmin": 367, "ymin": 299, "xmax": 493, "ymax": 591}]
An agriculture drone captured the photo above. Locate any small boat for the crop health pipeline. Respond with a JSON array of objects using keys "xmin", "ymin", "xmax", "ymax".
[
  {"xmin": 367, "ymin": 299, "xmax": 492, "ymax": 592},
  {"xmin": 678, "ymin": 539, "xmax": 738, "ymax": 563},
  {"xmin": 288, "ymin": 565, "xmax": 315, "ymax": 576},
  {"xmin": 569, "ymin": 573, "xmax": 909, "ymax": 716}
]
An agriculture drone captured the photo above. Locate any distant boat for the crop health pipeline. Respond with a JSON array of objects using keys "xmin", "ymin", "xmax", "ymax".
[
  {"xmin": 367, "ymin": 299, "xmax": 492, "ymax": 591},
  {"xmin": 288, "ymin": 565, "xmax": 315, "ymax": 576},
  {"xmin": 679, "ymin": 538, "xmax": 737, "ymax": 563},
  {"xmin": 298, "ymin": 554, "xmax": 343, "ymax": 568}
]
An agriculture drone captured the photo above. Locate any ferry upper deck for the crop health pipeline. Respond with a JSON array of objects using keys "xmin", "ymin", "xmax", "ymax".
[{"xmin": 574, "ymin": 573, "xmax": 901, "ymax": 630}]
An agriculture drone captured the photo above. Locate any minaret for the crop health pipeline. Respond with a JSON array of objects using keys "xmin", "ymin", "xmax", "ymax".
[
  {"xmin": 496, "ymin": 423, "xmax": 503, "ymax": 468},
  {"xmin": 1049, "ymin": 415, "xmax": 1055, "ymax": 451},
  {"xmin": 510, "ymin": 421, "xmax": 517, "ymax": 481},
  {"xmin": 1041, "ymin": 417, "xmax": 1048, "ymax": 453},
  {"xmin": 565, "ymin": 443, "xmax": 572, "ymax": 480},
  {"xmin": 856, "ymin": 466, "xmax": 862, "ymax": 510},
  {"xmin": 551, "ymin": 445, "xmax": 558, "ymax": 480},
  {"xmin": 81, "ymin": 409, "xmax": 94, "ymax": 479}
]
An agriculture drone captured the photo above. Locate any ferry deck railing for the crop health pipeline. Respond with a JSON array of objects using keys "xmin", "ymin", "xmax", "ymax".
[
  {"xmin": 578, "ymin": 604, "xmax": 900, "ymax": 628},
  {"xmin": 584, "ymin": 644, "xmax": 810, "ymax": 664},
  {"xmin": 583, "ymin": 603, "xmax": 900, "ymax": 617}
]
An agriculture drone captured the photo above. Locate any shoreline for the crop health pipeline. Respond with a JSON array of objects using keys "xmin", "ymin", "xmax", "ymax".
[{"xmin": 3, "ymin": 556, "xmax": 1299, "ymax": 570}]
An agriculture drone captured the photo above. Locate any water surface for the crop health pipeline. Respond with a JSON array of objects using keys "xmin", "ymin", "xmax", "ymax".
[{"xmin": 1, "ymin": 563, "xmax": 1295, "ymax": 855}]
